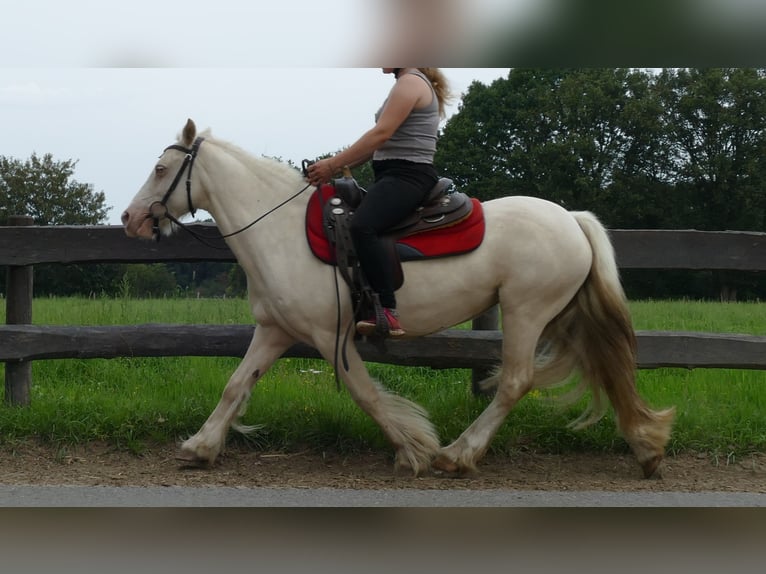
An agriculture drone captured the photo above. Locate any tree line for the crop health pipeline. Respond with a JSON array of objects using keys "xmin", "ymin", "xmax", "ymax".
[
  {"xmin": 2, "ymin": 68, "xmax": 765, "ymax": 300},
  {"xmin": 434, "ymin": 68, "xmax": 766, "ymax": 300},
  {"xmin": 437, "ymin": 68, "xmax": 766, "ymax": 232},
  {"xmin": 0, "ymin": 153, "xmax": 243, "ymax": 298}
]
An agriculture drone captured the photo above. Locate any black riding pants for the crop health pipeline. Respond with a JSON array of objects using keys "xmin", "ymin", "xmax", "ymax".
[{"xmin": 350, "ymin": 160, "xmax": 438, "ymax": 309}]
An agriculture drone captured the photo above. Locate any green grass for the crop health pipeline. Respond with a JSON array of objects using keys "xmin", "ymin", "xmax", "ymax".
[
  {"xmin": 630, "ymin": 300, "xmax": 766, "ymax": 334},
  {"xmin": 1, "ymin": 297, "xmax": 765, "ymax": 459}
]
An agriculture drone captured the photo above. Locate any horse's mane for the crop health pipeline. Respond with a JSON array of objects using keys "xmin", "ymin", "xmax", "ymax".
[{"xmin": 198, "ymin": 129, "xmax": 304, "ymax": 185}]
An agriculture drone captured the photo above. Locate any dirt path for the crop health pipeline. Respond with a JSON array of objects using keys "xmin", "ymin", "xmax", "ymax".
[{"xmin": 2, "ymin": 441, "xmax": 765, "ymax": 493}]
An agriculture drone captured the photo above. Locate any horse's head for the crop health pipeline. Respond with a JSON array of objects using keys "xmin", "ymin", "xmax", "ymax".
[{"xmin": 122, "ymin": 118, "xmax": 206, "ymax": 240}]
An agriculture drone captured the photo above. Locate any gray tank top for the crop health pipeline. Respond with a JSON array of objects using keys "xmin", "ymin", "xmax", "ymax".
[{"xmin": 373, "ymin": 70, "xmax": 440, "ymax": 164}]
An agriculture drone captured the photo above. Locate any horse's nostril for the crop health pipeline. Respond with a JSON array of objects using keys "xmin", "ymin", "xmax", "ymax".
[{"xmin": 121, "ymin": 211, "xmax": 130, "ymax": 225}]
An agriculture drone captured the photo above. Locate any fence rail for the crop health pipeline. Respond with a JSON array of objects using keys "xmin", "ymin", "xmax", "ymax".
[
  {"xmin": 2, "ymin": 224, "xmax": 766, "ymax": 268},
  {"xmin": 3, "ymin": 222, "xmax": 766, "ymax": 406},
  {"xmin": 2, "ymin": 324, "xmax": 765, "ymax": 370}
]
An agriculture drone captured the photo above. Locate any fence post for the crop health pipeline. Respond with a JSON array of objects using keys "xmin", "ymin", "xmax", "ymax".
[
  {"xmin": 4, "ymin": 216, "xmax": 34, "ymax": 406},
  {"xmin": 470, "ymin": 305, "xmax": 499, "ymax": 395}
]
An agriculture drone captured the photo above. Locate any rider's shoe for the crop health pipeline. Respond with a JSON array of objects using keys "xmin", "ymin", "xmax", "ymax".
[{"xmin": 356, "ymin": 307, "xmax": 405, "ymax": 338}]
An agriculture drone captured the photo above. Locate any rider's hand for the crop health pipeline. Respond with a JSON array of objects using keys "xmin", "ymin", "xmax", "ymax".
[{"xmin": 306, "ymin": 158, "xmax": 336, "ymax": 187}]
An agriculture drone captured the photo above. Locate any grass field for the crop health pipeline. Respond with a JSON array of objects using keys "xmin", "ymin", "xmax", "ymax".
[{"xmin": 1, "ymin": 297, "xmax": 765, "ymax": 459}]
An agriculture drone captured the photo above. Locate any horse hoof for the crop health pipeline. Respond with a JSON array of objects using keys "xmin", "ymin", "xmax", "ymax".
[
  {"xmin": 394, "ymin": 452, "xmax": 435, "ymax": 477},
  {"xmin": 431, "ymin": 454, "xmax": 458, "ymax": 474},
  {"xmin": 432, "ymin": 454, "xmax": 475, "ymax": 477},
  {"xmin": 641, "ymin": 455, "xmax": 663, "ymax": 479},
  {"xmin": 175, "ymin": 450, "xmax": 213, "ymax": 469}
]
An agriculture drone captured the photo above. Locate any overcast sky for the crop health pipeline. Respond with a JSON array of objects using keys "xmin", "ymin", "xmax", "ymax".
[
  {"xmin": 0, "ymin": 2, "xmax": 522, "ymax": 224},
  {"xmin": 3, "ymin": 0, "xmax": 761, "ymax": 226},
  {"xmin": 0, "ymin": 68, "xmax": 509, "ymax": 224}
]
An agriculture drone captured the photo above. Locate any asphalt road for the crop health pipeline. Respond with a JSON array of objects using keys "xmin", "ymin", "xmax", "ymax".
[{"xmin": 2, "ymin": 485, "xmax": 765, "ymax": 506}]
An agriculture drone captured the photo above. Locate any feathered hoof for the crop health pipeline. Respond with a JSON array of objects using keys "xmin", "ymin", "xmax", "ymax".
[
  {"xmin": 175, "ymin": 445, "xmax": 217, "ymax": 469},
  {"xmin": 431, "ymin": 453, "xmax": 477, "ymax": 478},
  {"xmin": 641, "ymin": 455, "xmax": 663, "ymax": 479},
  {"xmin": 394, "ymin": 450, "xmax": 432, "ymax": 477}
]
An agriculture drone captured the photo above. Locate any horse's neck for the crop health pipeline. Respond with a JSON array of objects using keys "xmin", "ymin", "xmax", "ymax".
[
  {"xmin": 202, "ymin": 151, "xmax": 307, "ymax": 238},
  {"xmin": 200, "ymin": 151, "xmax": 310, "ymax": 290}
]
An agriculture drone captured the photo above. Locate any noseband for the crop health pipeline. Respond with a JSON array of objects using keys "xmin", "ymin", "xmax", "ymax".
[{"xmin": 150, "ymin": 136, "xmax": 205, "ymax": 241}]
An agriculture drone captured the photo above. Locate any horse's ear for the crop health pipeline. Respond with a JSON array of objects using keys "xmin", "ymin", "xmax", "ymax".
[{"xmin": 182, "ymin": 119, "xmax": 196, "ymax": 146}]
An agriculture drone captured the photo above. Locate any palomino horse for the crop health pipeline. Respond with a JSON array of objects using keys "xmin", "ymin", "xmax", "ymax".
[{"xmin": 122, "ymin": 119, "xmax": 675, "ymax": 478}]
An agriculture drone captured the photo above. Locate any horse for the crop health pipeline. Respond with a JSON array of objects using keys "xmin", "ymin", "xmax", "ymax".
[{"xmin": 122, "ymin": 119, "xmax": 675, "ymax": 478}]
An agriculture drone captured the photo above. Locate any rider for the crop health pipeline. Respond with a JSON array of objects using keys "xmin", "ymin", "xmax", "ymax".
[{"xmin": 307, "ymin": 68, "xmax": 452, "ymax": 337}]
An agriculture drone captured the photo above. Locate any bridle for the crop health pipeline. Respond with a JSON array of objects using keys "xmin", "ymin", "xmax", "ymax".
[
  {"xmin": 148, "ymin": 138, "xmax": 311, "ymax": 248},
  {"xmin": 149, "ymin": 137, "xmax": 205, "ymax": 241}
]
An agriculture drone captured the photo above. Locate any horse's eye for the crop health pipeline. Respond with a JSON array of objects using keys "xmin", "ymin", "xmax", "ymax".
[{"xmin": 155, "ymin": 165, "xmax": 166, "ymax": 177}]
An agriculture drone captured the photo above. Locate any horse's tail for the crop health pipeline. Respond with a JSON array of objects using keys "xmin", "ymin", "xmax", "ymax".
[{"xmin": 534, "ymin": 210, "xmax": 675, "ymax": 478}]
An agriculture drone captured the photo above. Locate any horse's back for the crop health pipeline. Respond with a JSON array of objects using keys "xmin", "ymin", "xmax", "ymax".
[
  {"xmin": 483, "ymin": 194, "xmax": 577, "ymax": 224},
  {"xmin": 482, "ymin": 195, "xmax": 592, "ymax": 257}
]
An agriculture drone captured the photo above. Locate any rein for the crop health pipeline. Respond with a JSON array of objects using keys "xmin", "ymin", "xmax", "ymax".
[{"xmin": 149, "ymin": 138, "xmax": 312, "ymax": 249}]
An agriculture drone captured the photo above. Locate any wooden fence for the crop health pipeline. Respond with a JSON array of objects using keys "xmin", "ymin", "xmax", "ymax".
[{"xmin": 2, "ymin": 215, "xmax": 766, "ymax": 406}]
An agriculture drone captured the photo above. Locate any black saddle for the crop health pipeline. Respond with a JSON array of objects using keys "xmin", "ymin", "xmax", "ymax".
[{"xmin": 332, "ymin": 175, "xmax": 473, "ymax": 238}]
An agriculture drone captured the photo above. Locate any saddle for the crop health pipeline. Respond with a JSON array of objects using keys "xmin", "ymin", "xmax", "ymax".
[
  {"xmin": 304, "ymin": 166, "xmax": 485, "ymax": 336},
  {"xmin": 330, "ymin": 173, "xmax": 473, "ymax": 240}
]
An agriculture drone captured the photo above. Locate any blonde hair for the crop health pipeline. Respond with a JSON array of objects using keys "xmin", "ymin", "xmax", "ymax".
[{"xmin": 418, "ymin": 68, "xmax": 453, "ymax": 117}]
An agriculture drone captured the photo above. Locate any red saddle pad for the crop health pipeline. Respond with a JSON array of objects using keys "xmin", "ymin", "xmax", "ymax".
[{"xmin": 305, "ymin": 185, "xmax": 485, "ymax": 264}]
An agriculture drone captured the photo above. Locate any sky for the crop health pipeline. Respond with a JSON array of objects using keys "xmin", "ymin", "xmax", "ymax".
[
  {"xmin": 0, "ymin": 68, "xmax": 509, "ymax": 224},
  {"xmin": 0, "ymin": 1, "xmax": 522, "ymax": 224},
  {"xmin": 2, "ymin": 0, "xmax": 764, "ymax": 225}
]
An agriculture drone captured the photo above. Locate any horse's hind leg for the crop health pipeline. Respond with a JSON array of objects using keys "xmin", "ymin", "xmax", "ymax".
[
  {"xmin": 569, "ymin": 210, "xmax": 675, "ymax": 477},
  {"xmin": 578, "ymin": 337, "xmax": 675, "ymax": 478},
  {"xmin": 529, "ymin": 303, "xmax": 674, "ymax": 478},
  {"xmin": 568, "ymin": 281, "xmax": 675, "ymax": 478},
  {"xmin": 177, "ymin": 324, "xmax": 295, "ymax": 467},
  {"xmin": 609, "ymin": 389, "xmax": 676, "ymax": 479},
  {"xmin": 592, "ymin": 355, "xmax": 676, "ymax": 478},
  {"xmin": 432, "ymin": 315, "xmax": 542, "ymax": 475}
]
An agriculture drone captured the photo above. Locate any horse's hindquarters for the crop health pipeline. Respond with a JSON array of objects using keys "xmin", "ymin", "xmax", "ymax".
[{"xmin": 394, "ymin": 197, "xmax": 594, "ymax": 337}]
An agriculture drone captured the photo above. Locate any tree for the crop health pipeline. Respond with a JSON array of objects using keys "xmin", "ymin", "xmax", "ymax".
[
  {"xmin": 435, "ymin": 71, "xmax": 519, "ymax": 200},
  {"xmin": 606, "ymin": 69, "xmax": 679, "ymax": 228},
  {"xmin": 653, "ymin": 68, "xmax": 766, "ymax": 300},
  {"xmin": 121, "ymin": 264, "xmax": 178, "ymax": 298},
  {"xmin": 1, "ymin": 153, "xmax": 115, "ymax": 297},
  {"xmin": 434, "ymin": 68, "xmax": 766, "ymax": 299},
  {"xmin": 0, "ymin": 153, "xmax": 109, "ymax": 225},
  {"xmin": 655, "ymin": 68, "xmax": 766, "ymax": 232},
  {"xmin": 435, "ymin": 68, "xmax": 668, "ymax": 224}
]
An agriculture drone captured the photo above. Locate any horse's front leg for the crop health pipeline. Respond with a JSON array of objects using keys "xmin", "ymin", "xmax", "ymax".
[
  {"xmin": 315, "ymin": 338, "xmax": 440, "ymax": 476},
  {"xmin": 177, "ymin": 324, "xmax": 295, "ymax": 467}
]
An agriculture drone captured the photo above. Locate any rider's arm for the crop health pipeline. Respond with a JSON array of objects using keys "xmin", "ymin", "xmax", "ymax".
[{"xmin": 308, "ymin": 74, "xmax": 425, "ymax": 184}]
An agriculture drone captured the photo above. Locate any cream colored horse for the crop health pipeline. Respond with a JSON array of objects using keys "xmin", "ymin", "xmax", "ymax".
[{"xmin": 122, "ymin": 119, "xmax": 675, "ymax": 478}]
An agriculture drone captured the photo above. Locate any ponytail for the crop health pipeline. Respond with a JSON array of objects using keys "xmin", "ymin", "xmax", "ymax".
[{"xmin": 418, "ymin": 68, "xmax": 453, "ymax": 118}]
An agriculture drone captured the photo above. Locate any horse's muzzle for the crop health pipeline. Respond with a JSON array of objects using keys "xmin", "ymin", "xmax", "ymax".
[{"xmin": 121, "ymin": 209, "xmax": 156, "ymax": 240}]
